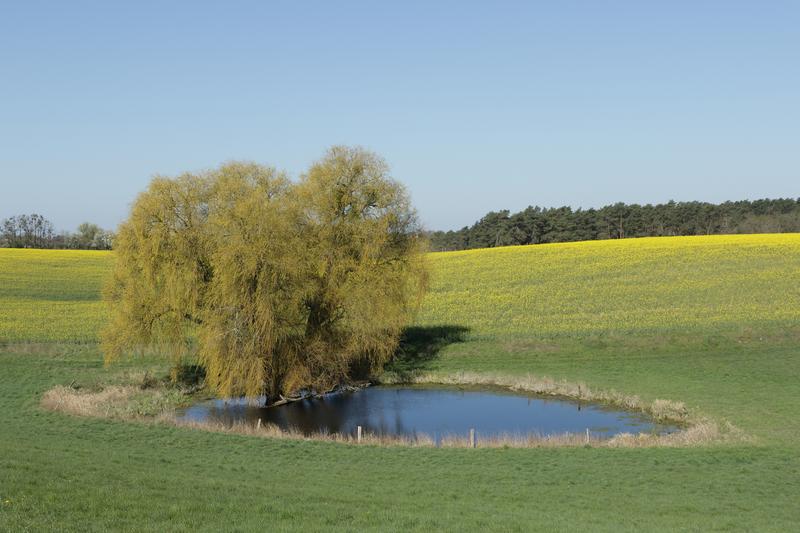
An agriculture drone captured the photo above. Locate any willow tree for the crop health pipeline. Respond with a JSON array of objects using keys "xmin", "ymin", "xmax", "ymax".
[{"xmin": 102, "ymin": 147, "xmax": 427, "ymax": 402}]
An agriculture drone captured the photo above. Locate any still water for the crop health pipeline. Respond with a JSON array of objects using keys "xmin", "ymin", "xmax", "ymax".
[{"xmin": 177, "ymin": 385, "xmax": 677, "ymax": 439}]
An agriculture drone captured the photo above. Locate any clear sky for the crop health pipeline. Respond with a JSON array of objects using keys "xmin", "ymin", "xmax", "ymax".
[{"xmin": 1, "ymin": 1, "xmax": 798, "ymax": 232}]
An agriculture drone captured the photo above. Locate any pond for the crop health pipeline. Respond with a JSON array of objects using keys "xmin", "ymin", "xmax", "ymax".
[{"xmin": 176, "ymin": 385, "xmax": 679, "ymax": 440}]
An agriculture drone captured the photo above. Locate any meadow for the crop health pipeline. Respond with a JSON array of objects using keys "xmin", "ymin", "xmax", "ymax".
[
  {"xmin": 0, "ymin": 249, "xmax": 109, "ymax": 342},
  {"xmin": 2, "ymin": 235, "xmax": 800, "ymax": 531}
]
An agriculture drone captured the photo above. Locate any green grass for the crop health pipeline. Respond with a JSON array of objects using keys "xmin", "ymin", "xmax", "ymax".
[{"xmin": 2, "ymin": 237, "xmax": 800, "ymax": 531}]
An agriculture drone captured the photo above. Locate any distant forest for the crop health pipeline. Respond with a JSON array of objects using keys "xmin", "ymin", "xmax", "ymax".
[
  {"xmin": 428, "ymin": 198, "xmax": 800, "ymax": 252},
  {"xmin": 1, "ymin": 214, "xmax": 113, "ymax": 250}
]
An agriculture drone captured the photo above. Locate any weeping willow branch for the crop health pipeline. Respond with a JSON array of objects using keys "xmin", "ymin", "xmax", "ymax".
[{"xmin": 102, "ymin": 148, "xmax": 428, "ymax": 401}]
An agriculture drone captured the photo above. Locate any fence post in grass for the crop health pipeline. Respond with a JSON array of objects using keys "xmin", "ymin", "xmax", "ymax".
[
  {"xmin": 585, "ymin": 428, "xmax": 589, "ymax": 444},
  {"xmin": 469, "ymin": 428, "xmax": 476, "ymax": 448},
  {"xmin": 357, "ymin": 425, "xmax": 362, "ymax": 443},
  {"xmin": 257, "ymin": 418, "xmax": 262, "ymax": 430}
]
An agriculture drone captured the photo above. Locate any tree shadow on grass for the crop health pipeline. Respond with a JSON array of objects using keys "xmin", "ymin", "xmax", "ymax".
[
  {"xmin": 170, "ymin": 363, "xmax": 206, "ymax": 391},
  {"xmin": 386, "ymin": 325, "xmax": 471, "ymax": 380}
]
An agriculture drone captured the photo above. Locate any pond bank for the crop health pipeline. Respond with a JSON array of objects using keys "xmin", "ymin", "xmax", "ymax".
[
  {"xmin": 175, "ymin": 384, "xmax": 680, "ymax": 439},
  {"xmin": 40, "ymin": 370, "xmax": 748, "ymax": 448}
]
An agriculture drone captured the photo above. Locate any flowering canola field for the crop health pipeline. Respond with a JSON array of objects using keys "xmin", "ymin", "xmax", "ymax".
[
  {"xmin": 0, "ymin": 249, "xmax": 111, "ymax": 342},
  {"xmin": 417, "ymin": 234, "xmax": 800, "ymax": 337},
  {"xmin": 1, "ymin": 234, "xmax": 799, "ymax": 342}
]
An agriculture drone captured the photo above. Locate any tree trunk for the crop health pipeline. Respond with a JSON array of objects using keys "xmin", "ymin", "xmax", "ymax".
[{"xmin": 305, "ymin": 298, "xmax": 330, "ymax": 338}]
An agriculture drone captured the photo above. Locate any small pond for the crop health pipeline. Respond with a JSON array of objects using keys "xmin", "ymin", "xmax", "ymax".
[{"xmin": 176, "ymin": 385, "xmax": 679, "ymax": 440}]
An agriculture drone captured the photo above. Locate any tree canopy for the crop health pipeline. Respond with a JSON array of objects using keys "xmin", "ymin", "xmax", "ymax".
[
  {"xmin": 428, "ymin": 198, "xmax": 800, "ymax": 251},
  {"xmin": 1, "ymin": 214, "xmax": 55, "ymax": 248},
  {"xmin": 103, "ymin": 146, "xmax": 428, "ymax": 401},
  {"xmin": 0, "ymin": 214, "xmax": 113, "ymax": 249}
]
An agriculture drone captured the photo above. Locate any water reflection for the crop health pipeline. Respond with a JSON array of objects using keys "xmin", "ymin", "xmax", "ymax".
[{"xmin": 176, "ymin": 385, "xmax": 677, "ymax": 439}]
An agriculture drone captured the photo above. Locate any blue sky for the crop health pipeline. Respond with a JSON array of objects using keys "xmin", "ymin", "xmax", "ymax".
[{"xmin": 1, "ymin": 1, "xmax": 798, "ymax": 231}]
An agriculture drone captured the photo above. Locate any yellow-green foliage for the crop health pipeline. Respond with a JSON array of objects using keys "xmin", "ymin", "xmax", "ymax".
[
  {"xmin": 2, "ymin": 234, "xmax": 799, "ymax": 344},
  {"xmin": 418, "ymin": 233, "xmax": 800, "ymax": 337},
  {"xmin": 102, "ymin": 148, "xmax": 428, "ymax": 400},
  {"xmin": 0, "ymin": 249, "xmax": 111, "ymax": 342}
]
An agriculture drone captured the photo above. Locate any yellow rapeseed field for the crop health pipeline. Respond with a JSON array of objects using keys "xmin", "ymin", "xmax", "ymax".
[
  {"xmin": 0, "ymin": 249, "xmax": 111, "ymax": 342},
  {"xmin": 417, "ymin": 234, "xmax": 800, "ymax": 337},
  {"xmin": 1, "ymin": 234, "xmax": 798, "ymax": 342}
]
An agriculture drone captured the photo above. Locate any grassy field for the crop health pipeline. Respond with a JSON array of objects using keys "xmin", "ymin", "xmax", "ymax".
[
  {"xmin": 0, "ymin": 249, "xmax": 109, "ymax": 342},
  {"xmin": 2, "ymin": 235, "xmax": 800, "ymax": 531}
]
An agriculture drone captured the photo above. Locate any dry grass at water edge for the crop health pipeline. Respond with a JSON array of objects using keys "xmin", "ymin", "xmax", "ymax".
[
  {"xmin": 387, "ymin": 371, "xmax": 691, "ymax": 422},
  {"xmin": 41, "ymin": 383, "xmax": 185, "ymax": 420},
  {"xmin": 162, "ymin": 412, "xmax": 744, "ymax": 449},
  {"xmin": 40, "ymin": 374, "xmax": 749, "ymax": 448}
]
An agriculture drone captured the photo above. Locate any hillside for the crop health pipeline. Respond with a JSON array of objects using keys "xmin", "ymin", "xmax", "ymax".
[
  {"xmin": 419, "ymin": 234, "xmax": 800, "ymax": 336},
  {"xmin": 1, "ymin": 235, "xmax": 800, "ymax": 530},
  {"xmin": 3, "ymin": 234, "xmax": 798, "ymax": 342}
]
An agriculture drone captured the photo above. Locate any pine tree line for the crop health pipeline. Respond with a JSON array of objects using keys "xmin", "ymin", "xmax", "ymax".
[{"xmin": 428, "ymin": 198, "xmax": 800, "ymax": 251}]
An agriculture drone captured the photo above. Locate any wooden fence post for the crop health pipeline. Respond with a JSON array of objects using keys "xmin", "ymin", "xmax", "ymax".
[
  {"xmin": 469, "ymin": 428, "xmax": 476, "ymax": 448},
  {"xmin": 357, "ymin": 425, "xmax": 362, "ymax": 443},
  {"xmin": 257, "ymin": 418, "xmax": 262, "ymax": 430}
]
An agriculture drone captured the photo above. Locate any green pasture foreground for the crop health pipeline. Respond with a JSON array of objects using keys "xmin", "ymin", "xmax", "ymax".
[
  {"xmin": 2, "ymin": 237, "xmax": 800, "ymax": 530},
  {"xmin": 2, "ymin": 343, "xmax": 799, "ymax": 531}
]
